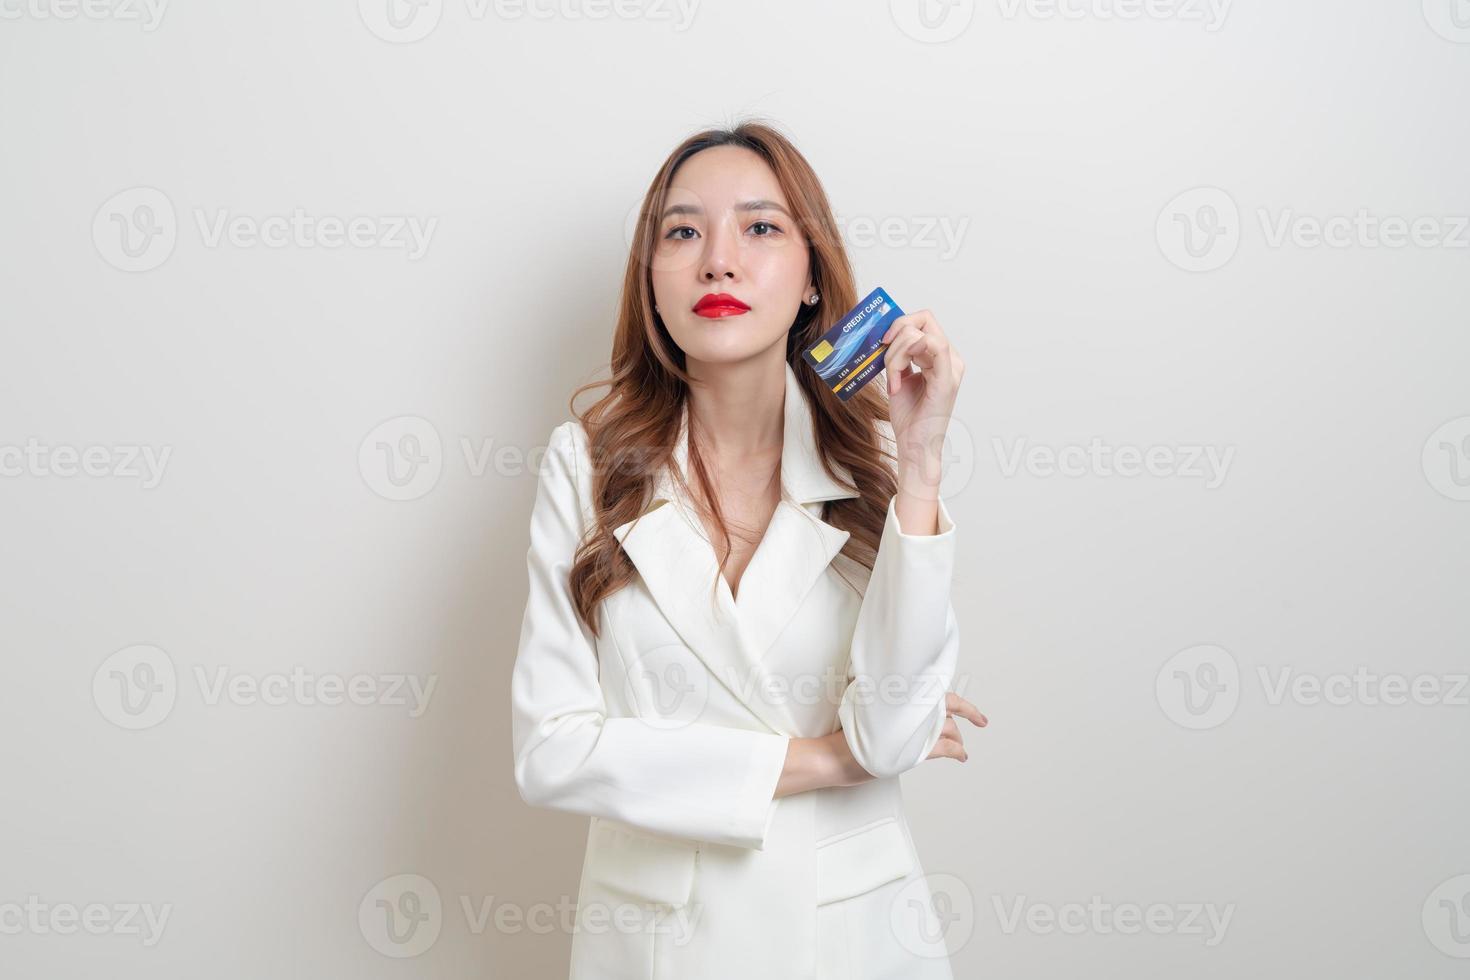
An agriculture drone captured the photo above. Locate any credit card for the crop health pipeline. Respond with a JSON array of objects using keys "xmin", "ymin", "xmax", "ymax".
[{"xmin": 800, "ymin": 286, "xmax": 905, "ymax": 402}]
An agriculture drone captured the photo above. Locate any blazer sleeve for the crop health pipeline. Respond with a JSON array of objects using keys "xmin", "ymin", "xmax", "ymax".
[
  {"xmin": 510, "ymin": 421, "xmax": 792, "ymax": 850},
  {"xmin": 835, "ymin": 481, "xmax": 960, "ymax": 780}
]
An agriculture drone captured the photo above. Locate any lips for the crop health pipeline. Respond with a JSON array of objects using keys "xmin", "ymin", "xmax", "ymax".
[{"xmin": 692, "ymin": 292, "xmax": 751, "ymax": 318}]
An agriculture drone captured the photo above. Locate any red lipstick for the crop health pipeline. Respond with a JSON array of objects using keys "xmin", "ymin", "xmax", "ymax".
[{"xmin": 692, "ymin": 293, "xmax": 751, "ymax": 318}]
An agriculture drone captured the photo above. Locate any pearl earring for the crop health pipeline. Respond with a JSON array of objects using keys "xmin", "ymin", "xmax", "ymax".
[{"xmin": 805, "ymin": 291, "xmax": 820, "ymax": 305}]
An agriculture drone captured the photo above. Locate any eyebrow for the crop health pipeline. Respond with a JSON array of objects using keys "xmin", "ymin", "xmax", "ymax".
[{"xmin": 660, "ymin": 199, "xmax": 792, "ymax": 221}]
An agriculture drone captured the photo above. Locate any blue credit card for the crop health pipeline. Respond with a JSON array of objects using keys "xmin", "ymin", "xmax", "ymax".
[{"xmin": 800, "ymin": 286, "xmax": 905, "ymax": 402}]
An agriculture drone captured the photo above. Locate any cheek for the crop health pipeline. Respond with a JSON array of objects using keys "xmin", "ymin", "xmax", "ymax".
[
  {"xmin": 649, "ymin": 240, "xmax": 702, "ymax": 279},
  {"xmin": 745, "ymin": 240, "xmax": 807, "ymax": 284}
]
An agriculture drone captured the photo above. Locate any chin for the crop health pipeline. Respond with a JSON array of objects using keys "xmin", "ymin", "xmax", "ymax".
[
  {"xmin": 673, "ymin": 326, "xmax": 783, "ymax": 365},
  {"xmin": 681, "ymin": 345, "xmax": 765, "ymax": 367}
]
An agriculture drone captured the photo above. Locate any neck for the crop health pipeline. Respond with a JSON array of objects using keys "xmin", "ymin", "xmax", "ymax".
[{"xmin": 684, "ymin": 350, "xmax": 786, "ymax": 459}]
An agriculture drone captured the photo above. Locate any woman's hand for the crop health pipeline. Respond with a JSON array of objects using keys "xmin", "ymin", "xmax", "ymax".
[
  {"xmin": 775, "ymin": 692, "xmax": 989, "ymax": 799},
  {"xmin": 817, "ymin": 729, "xmax": 879, "ymax": 789},
  {"xmin": 925, "ymin": 692, "xmax": 988, "ymax": 764},
  {"xmin": 880, "ymin": 310, "xmax": 964, "ymax": 528},
  {"xmin": 774, "ymin": 730, "xmax": 877, "ymax": 797}
]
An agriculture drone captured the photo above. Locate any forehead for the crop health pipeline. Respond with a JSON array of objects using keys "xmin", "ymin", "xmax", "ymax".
[{"xmin": 666, "ymin": 145, "xmax": 787, "ymax": 209}]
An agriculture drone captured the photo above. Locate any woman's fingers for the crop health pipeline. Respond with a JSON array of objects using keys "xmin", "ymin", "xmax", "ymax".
[
  {"xmin": 926, "ymin": 717, "xmax": 968, "ymax": 762},
  {"xmin": 881, "ymin": 310, "xmax": 961, "ymax": 397},
  {"xmin": 883, "ymin": 327, "xmax": 932, "ymax": 394},
  {"xmin": 896, "ymin": 328, "xmax": 934, "ymax": 370},
  {"xmin": 926, "ymin": 726, "xmax": 966, "ymax": 762},
  {"xmin": 925, "ymin": 694, "xmax": 990, "ymax": 764},
  {"xmin": 946, "ymin": 691, "xmax": 988, "ymax": 728}
]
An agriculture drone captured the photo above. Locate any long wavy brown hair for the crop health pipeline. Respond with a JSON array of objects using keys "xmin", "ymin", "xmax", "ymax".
[{"xmin": 566, "ymin": 119, "xmax": 900, "ymax": 638}]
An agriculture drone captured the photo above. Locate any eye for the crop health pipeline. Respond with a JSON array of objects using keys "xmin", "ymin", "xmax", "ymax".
[
  {"xmin": 749, "ymin": 220, "xmax": 782, "ymax": 237},
  {"xmin": 664, "ymin": 225, "xmax": 698, "ymax": 241}
]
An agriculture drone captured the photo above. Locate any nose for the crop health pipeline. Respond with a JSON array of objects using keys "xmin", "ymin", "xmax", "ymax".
[{"xmin": 697, "ymin": 214, "xmax": 741, "ymax": 284}]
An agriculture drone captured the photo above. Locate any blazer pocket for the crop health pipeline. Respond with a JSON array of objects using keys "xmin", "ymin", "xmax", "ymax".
[
  {"xmin": 814, "ymin": 816, "xmax": 915, "ymax": 906},
  {"xmin": 584, "ymin": 818, "xmax": 699, "ymax": 909}
]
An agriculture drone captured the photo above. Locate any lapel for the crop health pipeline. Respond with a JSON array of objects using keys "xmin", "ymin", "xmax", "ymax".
[{"xmin": 611, "ymin": 361, "xmax": 860, "ymax": 736}]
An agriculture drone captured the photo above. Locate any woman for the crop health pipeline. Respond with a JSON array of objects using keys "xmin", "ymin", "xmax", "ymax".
[{"xmin": 510, "ymin": 120, "xmax": 987, "ymax": 980}]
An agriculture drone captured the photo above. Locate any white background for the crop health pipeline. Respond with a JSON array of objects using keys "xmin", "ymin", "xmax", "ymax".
[{"xmin": 2, "ymin": 0, "xmax": 1468, "ymax": 976}]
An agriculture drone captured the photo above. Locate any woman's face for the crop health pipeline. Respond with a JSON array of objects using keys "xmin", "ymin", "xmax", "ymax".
[{"xmin": 650, "ymin": 145, "xmax": 812, "ymax": 368}]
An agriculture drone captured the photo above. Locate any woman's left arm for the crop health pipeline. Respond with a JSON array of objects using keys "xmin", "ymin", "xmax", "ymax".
[{"xmin": 837, "ymin": 309, "xmax": 969, "ymax": 779}]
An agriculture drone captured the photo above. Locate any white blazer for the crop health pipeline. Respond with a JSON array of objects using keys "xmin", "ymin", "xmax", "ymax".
[{"xmin": 511, "ymin": 360, "xmax": 960, "ymax": 979}]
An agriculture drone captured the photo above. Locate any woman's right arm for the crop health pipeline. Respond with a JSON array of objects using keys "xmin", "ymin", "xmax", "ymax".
[
  {"xmin": 512, "ymin": 422, "xmax": 794, "ymax": 851},
  {"xmin": 774, "ymin": 732, "xmax": 872, "ymax": 797}
]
